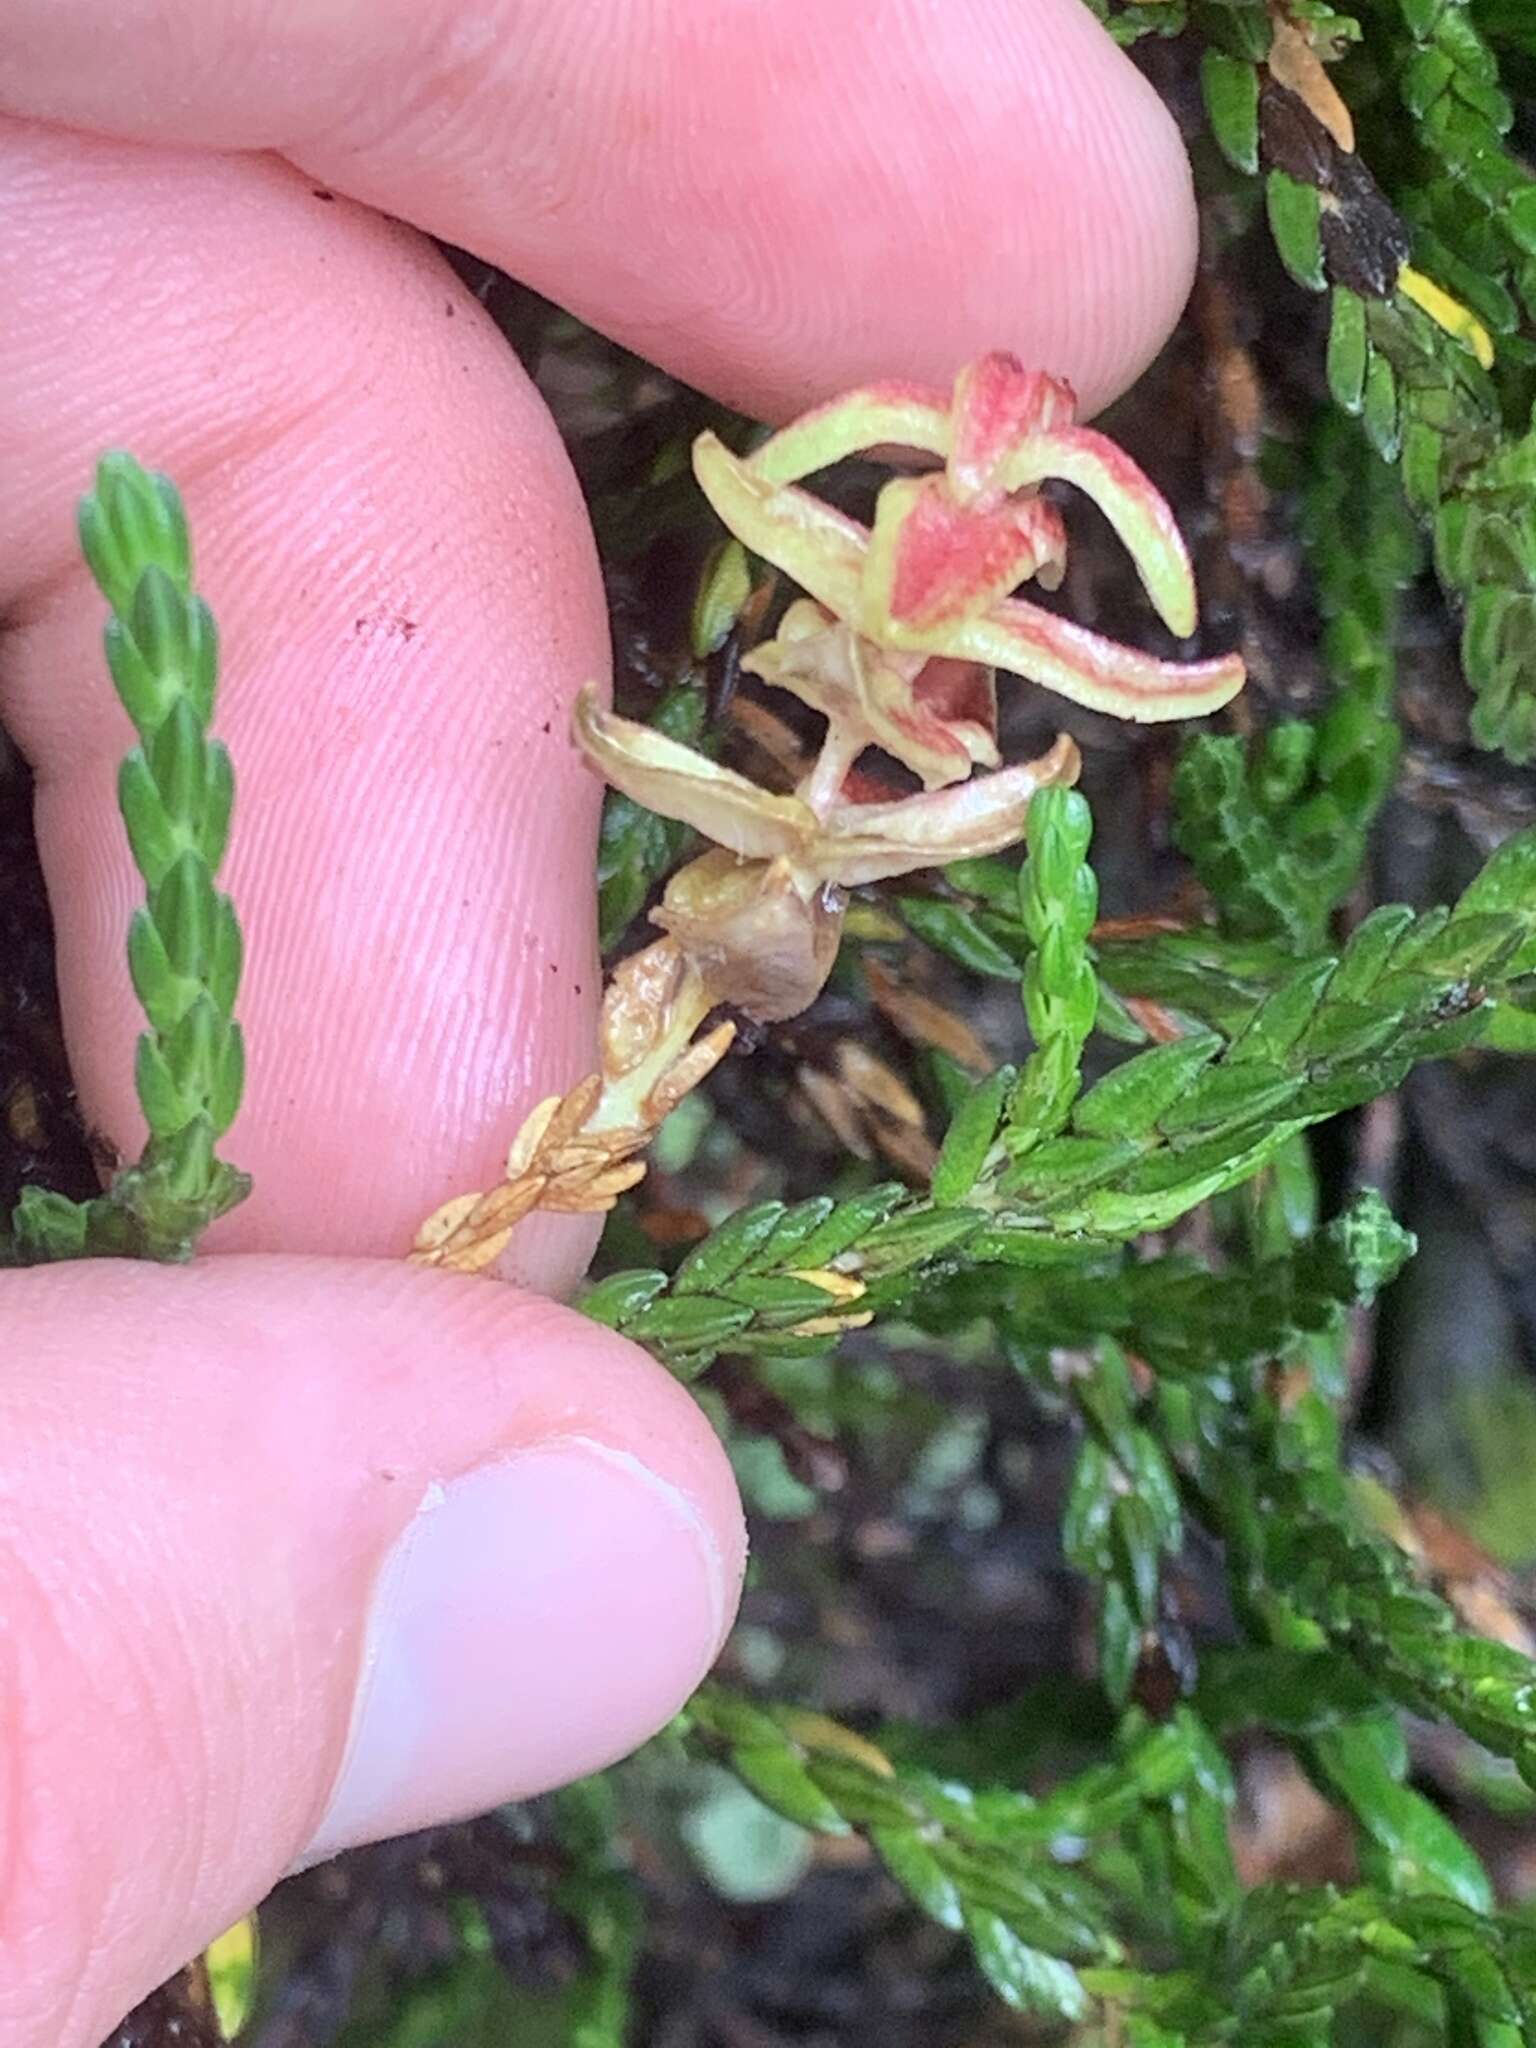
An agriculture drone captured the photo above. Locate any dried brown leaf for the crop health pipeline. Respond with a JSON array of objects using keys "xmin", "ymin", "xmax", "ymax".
[
  {"xmin": 645, "ymin": 1019, "xmax": 737, "ymax": 1122},
  {"xmin": 864, "ymin": 956, "xmax": 994, "ymax": 1072},
  {"xmin": 797, "ymin": 1063, "xmax": 874, "ymax": 1158},
  {"xmin": 835, "ymin": 1041, "xmax": 926, "ymax": 1128},
  {"xmin": 1268, "ymin": 14, "xmax": 1355, "ymax": 153}
]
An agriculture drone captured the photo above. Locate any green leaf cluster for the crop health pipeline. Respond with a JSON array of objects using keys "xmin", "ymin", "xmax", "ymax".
[
  {"xmin": 676, "ymin": 1187, "xmax": 1536, "ymax": 2042},
  {"xmin": 1006, "ymin": 785, "xmax": 1099, "ymax": 1150},
  {"xmin": 683, "ymin": 1686, "xmax": 1228, "ymax": 2021},
  {"xmin": 1081, "ymin": 0, "xmax": 1192, "ymax": 45},
  {"xmin": 590, "ymin": 818, "xmax": 1536, "ymax": 1374},
  {"xmin": 1177, "ymin": 0, "xmax": 1536, "ymax": 760},
  {"xmin": 1172, "ymin": 415, "xmax": 1421, "ymax": 948}
]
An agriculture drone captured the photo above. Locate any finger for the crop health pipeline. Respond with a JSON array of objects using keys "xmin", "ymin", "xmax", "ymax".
[
  {"xmin": 0, "ymin": 122, "xmax": 610, "ymax": 1281},
  {"xmin": 0, "ymin": 1256, "xmax": 745, "ymax": 2048},
  {"xmin": 0, "ymin": 0, "xmax": 1197, "ymax": 418}
]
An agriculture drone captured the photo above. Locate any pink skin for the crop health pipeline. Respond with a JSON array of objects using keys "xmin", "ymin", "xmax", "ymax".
[{"xmin": 0, "ymin": 5, "xmax": 1198, "ymax": 2042}]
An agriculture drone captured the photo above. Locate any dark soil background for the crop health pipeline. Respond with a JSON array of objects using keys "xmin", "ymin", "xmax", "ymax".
[{"xmin": 5, "ymin": 34, "xmax": 1536, "ymax": 2048}]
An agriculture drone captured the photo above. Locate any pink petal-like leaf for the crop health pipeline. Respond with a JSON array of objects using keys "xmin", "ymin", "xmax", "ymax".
[
  {"xmin": 744, "ymin": 381, "xmax": 951, "ymax": 486},
  {"xmin": 856, "ymin": 639, "xmax": 995, "ymax": 788},
  {"xmin": 919, "ymin": 595, "xmax": 1246, "ymax": 722},
  {"xmin": 994, "ymin": 425, "xmax": 1197, "ymax": 638},
  {"xmin": 864, "ymin": 475, "xmax": 1067, "ymax": 638},
  {"xmin": 813, "ymin": 735, "xmax": 1081, "ymax": 886},
  {"xmin": 573, "ymin": 687, "xmax": 817, "ymax": 858},
  {"xmin": 946, "ymin": 354, "xmax": 1076, "ymax": 503},
  {"xmin": 743, "ymin": 603, "xmax": 987, "ymax": 792},
  {"xmin": 913, "ymin": 657, "xmax": 999, "ymax": 761},
  {"xmin": 694, "ymin": 364, "xmax": 1242, "ymax": 727}
]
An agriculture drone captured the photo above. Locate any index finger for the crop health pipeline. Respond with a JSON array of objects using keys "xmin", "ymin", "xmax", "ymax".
[
  {"xmin": 0, "ymin": 0, "xmax": 1198, "ymax": 419},
  {"xmin": 0, "ymin": 125, "xmax": 611, "ymax": 1280}
]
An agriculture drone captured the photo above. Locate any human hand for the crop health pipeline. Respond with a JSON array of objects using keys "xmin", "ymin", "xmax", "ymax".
[{"xmin": 0, "ymin": 5, "xmax": 1197, "ymax": 2040}]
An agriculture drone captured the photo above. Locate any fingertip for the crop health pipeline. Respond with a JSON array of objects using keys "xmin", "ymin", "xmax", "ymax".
[
  {"xmin": 8, "ymin": 0, "xmax": 1197, "ymax": 421},
  {"xmin": 0, "ymin": 128, "xmax": 610, "ymax": 1279},
  {"xmin": 287, "ymin": 0, "xmax": 1199, "ymax": 420},
  {"xmin": 1013, "ymin": 0, "xmax": 1198, "ymax": 411}
]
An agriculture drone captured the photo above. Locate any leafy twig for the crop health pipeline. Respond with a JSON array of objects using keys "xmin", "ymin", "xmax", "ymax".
[{"xmin": 6, "ymin": 454, "xmax": 248, "ymax": 1264}]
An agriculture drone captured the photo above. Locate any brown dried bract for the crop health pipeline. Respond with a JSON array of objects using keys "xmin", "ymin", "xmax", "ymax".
[
  {"xmin": 652, "ymin": 851, "xmax": 845, "ymax": 1025},
  {"xmin": 411, "ymin": 939, "xmax": 735, "ymax": 1276},
  {"xmin": 864, "ymin": 956, "xmax": 995, "ymax": 1073},
  {"xmin": 1268, "ymin": 9, "xmax": 1356, "ymax": 154},
  {"xmin": 796, "ymin": 1041, "xmax": 938, "ymax": 1180}
]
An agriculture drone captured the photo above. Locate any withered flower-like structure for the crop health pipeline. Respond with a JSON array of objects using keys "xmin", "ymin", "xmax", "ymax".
[{"xmin": 412, "ymin": 353, "xmax": 1244, "ymax": 1275}]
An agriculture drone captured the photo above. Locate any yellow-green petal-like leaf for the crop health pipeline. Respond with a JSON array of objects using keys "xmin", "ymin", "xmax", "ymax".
[
  {"xmin": 573, "ymin": 688, "xmax": 816, "ymax": 859},
  {"xmin": 693, "ymin": 434, "xmax": 869, "ymax": 622},
  {"xmin": 744, "ymin": 382, "xmax": 951, "ymax": 485},
  {"xmin": 813, "ymin": 737, "xmax": 1080, "ymax": 886}
]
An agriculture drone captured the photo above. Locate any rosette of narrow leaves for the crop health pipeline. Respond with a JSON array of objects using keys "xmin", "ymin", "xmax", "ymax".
[
  {"xmin": 693, "ymin": 351, "xmax": 1244, "ymax": 724},
  {"xmin": 8, "ymin": 454, "xmax": 248, "ymax": 1264},
  {"xmin": 450, "ymin": 354, "xmax": 1237, "ymax": 1268}
]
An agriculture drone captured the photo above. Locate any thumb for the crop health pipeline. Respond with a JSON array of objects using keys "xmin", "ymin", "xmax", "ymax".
[{"xmin": 0, "ymin": 1257, "xmax": 744, "ymax": 2048}]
